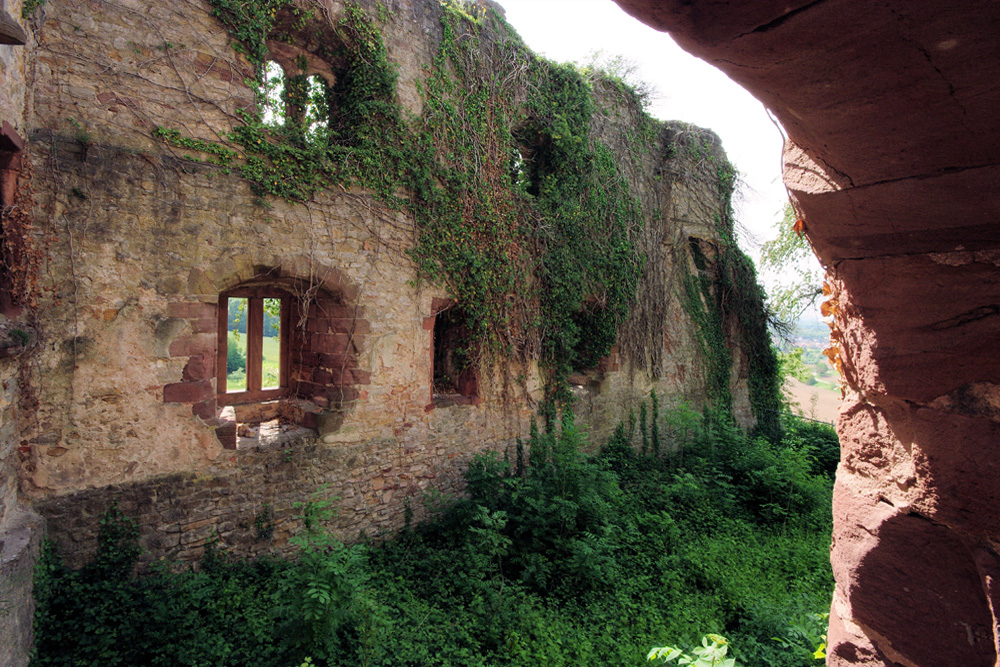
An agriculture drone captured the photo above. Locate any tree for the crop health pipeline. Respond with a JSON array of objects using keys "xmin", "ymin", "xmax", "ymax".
[
  {"xmin": 227, "ymin": 335, "xmax": 246, "ymax": 374},
  {"xmin": 758, "ymin": 202, "xmax": 824, "ymax": 322}
]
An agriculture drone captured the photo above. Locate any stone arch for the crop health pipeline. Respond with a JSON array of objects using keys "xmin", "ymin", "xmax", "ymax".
[
  {"xmin": 611, "ymin": 1, "xmax": 1000, "ymax": 664},
  {"xmin": 167, "ymin": 255, "xmax": 369, "ymax": 448}
]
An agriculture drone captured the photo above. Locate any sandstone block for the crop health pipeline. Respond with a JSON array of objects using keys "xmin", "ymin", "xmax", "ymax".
[{"xmin": 163, "ymin": 380, "xmax": 213, "ymax": 404}]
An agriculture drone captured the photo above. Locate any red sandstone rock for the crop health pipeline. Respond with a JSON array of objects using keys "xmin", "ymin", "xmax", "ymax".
[
  {"xmin": 163, "ymin": 380, "xmax": 213, "ymax": 404},
  {"xmin": 613, "ymin": 0, "xmax": 1000, "ymax": 664}
]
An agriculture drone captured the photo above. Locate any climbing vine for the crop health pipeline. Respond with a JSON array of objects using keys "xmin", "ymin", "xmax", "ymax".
[
  {"xmin": 681, "ymin": 161, "xmax": 781, "ymax": 439},
  {"xmin": 157, "ymin": 0, "xmax": 773, "ymax": 423}
]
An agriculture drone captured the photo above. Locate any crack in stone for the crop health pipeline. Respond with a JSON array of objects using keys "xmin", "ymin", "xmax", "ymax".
[
  {"xmin": 737, "ymin": 0, "xmax": 829, "ymax": 37},
  {"xmin": 830, "ymin": 245, "xmax": 997, "ymax": 265},
  {"xmin": 928, "ymin": 304, "xmax": 1000, "ymax": 331},
  {"xmin": 885, "ymin": 4, "xmax": 973, "ymax": 132}
]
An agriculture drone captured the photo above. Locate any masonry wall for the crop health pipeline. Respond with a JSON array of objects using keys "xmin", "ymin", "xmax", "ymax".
[
  {"xmin": 0, "ymin": 1, "xmax": 46, "ymax": 665},
  {"xmin": 11, "ymin": 0, "xmax": 756, "ymax": 569}
]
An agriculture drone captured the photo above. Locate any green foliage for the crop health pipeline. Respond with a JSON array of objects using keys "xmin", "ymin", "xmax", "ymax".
[
  {"xmin": 276, "ymin": 489, "xmax": 374, "ymax": 664},
  {"xmin": 650, "ymin": 389, "xmax": 661, "ymax": 456},
  {"xmin": 759, "ymin": 203, "xmax": 824, "ymax": 322},
  {"xmin": 153, "ymin": 127, "xmax": 238, "ymax": 168},
  {"xmin": 9, "ymin": 328, "xmax": 30, "ymax": 346},
  {"xmin": 226, "ymin": 333, "xmax": 246, "ymax": 374},
  {"xmin": 207, "ymin": 0, "xmax": 294, "ymax": 70},
  {"xmin": 649, "ymin": 634, "xmax": 740, "ymax": 667},
  {"xmin": 781, "ymin": 415, "xmax": 840, "ymax": 479},
  {"xmin": 157, "ymin": 1, "xmax": 670, "ymax": 415},
  {"xmin": 778, "ymin": 347, "xmax": 812, "ymax": 384},
  {"xmin": 32, "ymin": 406, "xmax": 834, "ymax": 667},
  {"xmin": 151, "ymin": 1, "xmax": 782, "ymax": 428},
  {"xmin": 639, "ymin": 400, "xmax": 649, "ymax": 455},
  {"xmin": 681, "ymin": 166, "xmax": 782, "ymax": 440},
  {"xmin": 92, "ymin": 501, "xmax": 142, "ymax": 579},
  {"xmin": 771, "ymin": 611, "xmax": 828, "ymax": 662},
  {"xmin": 21, "ymin": 0, "xmax": 45, "ymax": 19}
]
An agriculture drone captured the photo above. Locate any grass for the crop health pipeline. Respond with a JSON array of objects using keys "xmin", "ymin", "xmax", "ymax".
[
  {"xmin": 227, "ymin": 335, "xmax": 281, "ymax": 391},
  {"xmin": 262, "ymin": 335, "xmax": 280, "ymax": 388}
]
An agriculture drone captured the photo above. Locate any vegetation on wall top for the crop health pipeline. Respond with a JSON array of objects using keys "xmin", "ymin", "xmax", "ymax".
[{"xmin": 154, "ymin": 0, "xmax": 778, "ymax": 425}]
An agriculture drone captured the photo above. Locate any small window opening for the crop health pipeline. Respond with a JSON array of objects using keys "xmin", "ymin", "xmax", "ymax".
[
  {"xmin": 218, "ymin": 288, "xmax": 289, "ymax": 402},
  {"xmin": 262, "ymin": 60, "xmax": 286, "ymax": 126},
  {"xmin": 226, "ymin": 297, "xmax": 249, "ymax": 393},
  {"xmin": 303, "ymin": 75, "xmax": 330, "ymax": 143},
  {"xmin": 511, "ymin": 128, "xmax": 551, "ymax": 197},
  {"xmin": 262, "ymin": 62, "xmax": 330, "ymax": 146},
  {"xmin": 688, "ymin": 236, "xmax": 714, "ymax": 273},
  {"xmin": 432, "ymin": 305, "xmax": 478, "ymax": 405}
]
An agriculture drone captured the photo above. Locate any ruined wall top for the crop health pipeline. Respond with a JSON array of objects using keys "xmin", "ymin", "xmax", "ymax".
[{"xmin": 1, "ymin": 0, "xmax": 777, "ymax": 555}]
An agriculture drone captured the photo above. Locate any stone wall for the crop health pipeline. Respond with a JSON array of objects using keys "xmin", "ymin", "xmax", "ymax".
[
  {"xmin": 5, "ymin": 0, "xmax": 764, "ymax": 573},
  {"xmin": 0, "ymin": 1, "xmax": 45, "ymax": 665}
]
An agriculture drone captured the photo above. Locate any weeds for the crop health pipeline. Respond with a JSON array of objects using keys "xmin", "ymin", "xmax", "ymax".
[{"xmin": 32, "ymin": 410, "xmax": 836, "ymax": 666}]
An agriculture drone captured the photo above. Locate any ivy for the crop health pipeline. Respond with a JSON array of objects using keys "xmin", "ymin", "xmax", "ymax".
[
  {"xmin": 152, "ymin": 127, "xmax": 238, "ymax": 167},
  {"xmin": 207, "ymin": 0, "xmax": 294, "ymax": 72},
  {"xmin": 169, "ymin": 0, "xmax": 772, "ymax": 424},
  {"xmin": 681, "ymin": 161, "xmax": 782, "ymax": 439}
]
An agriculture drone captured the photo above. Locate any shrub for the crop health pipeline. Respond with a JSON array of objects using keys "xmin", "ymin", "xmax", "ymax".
[
  {"xmin": 227, "ymin": 334, "xmax": 246, "ymax": 373},
  {"xmin": 31, "ymin": 411, "xmax": 834, "ymax": 667}
]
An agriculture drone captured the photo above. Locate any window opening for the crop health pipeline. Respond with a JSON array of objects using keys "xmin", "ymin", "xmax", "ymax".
[
  {"xmin": 432, "ymin": 305, "xmax": 478, "ymax": 404},
  {"xmin": 217, "ymin": 288, "xmax": 289, "ymax": 404},
  {"xmin": 261, "ymin": 297, "xmax": 282, "ymax": 389},
  {"xmin": 303, "ymin": 75, "xmax": 330, "ymax": 144},
  {"xmin": 213, "ymin": 276, "xmax": 363, "ymax": 449},
  {"xmin": 262, "ymin": 62, "xmax": 330, "ymax": 146},
  {"xmin": 226, "ymin": 297, "xmax": 249, "ymax": 393},
  {"xmin": 511, "ymin": 128, "xmax": 551, "ymax": 197},
  {"xmin": 262, "ymin": 60, "xmax": 286, "ymax": 126}
]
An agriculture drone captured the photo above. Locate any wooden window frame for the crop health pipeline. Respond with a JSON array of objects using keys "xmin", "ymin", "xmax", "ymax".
[{"xmin": 217, "ymin": 287, "xmax": 291, "ymax": 405}]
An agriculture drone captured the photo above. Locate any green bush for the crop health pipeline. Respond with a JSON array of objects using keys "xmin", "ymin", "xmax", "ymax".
[
  {"xmin": 32, "ymin": 409, "xmax": 835, "ymax": 667},
  {"xmin": 227, "ymin": 334, "xmax": 246, "ymax": 374}
]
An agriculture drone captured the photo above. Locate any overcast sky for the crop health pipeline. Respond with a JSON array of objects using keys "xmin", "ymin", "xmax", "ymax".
[{"xmin": 496, "ymin": 0, "xmax": 789, "ymax": 263}]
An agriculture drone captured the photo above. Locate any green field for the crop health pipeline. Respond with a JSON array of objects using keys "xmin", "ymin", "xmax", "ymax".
[{"xmin": 227, "ymin": 335, "xmax": 281, "ymax": 391}]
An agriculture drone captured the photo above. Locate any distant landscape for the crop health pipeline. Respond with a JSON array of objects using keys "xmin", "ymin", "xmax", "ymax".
[{"xmin": 781, "ymin": 317, "xmax": 840, "ymax": 424}]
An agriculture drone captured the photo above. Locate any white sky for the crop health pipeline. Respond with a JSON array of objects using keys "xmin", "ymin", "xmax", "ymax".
[{"xmin": 497, "ymin": 0, "xmax": 789, "ymax": 262}]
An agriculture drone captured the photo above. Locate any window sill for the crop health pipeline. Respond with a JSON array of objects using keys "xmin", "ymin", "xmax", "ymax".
[
  {"xmin": 431, "ymin": 393, "xmax": 480, "ymax": 408},
  {"xmin": 216, "ymin": 397, "xmax": 325, "ymax": 450}
]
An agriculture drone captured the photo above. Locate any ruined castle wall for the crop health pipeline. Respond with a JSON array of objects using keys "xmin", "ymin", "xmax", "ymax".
[
  {"xmin": 16, "ymin": 0, "xmax": 752, "ymax": 567},
  {"xmin": 0, "ymin": 0, "xmax": 28, "ymax": 528}
]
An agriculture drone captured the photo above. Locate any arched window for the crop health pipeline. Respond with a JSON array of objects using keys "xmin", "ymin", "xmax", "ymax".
[{"xmin": 212, "ymin": 274, "xmax": 367, "ymax": 448}]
